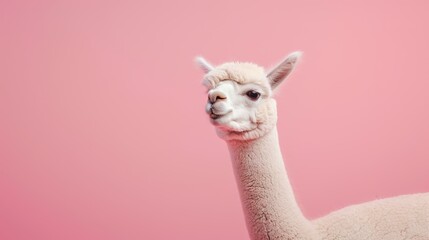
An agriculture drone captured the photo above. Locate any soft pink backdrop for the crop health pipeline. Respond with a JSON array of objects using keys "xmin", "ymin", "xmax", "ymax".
[{"xmin": 1, "ymin": 1, "xmax": 428, "ymax": 239}]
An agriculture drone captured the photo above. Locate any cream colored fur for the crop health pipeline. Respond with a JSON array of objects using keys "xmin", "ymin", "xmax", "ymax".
[{"xmin": 196, "ymin": 52, "xmax": 429, "ymax": 240}]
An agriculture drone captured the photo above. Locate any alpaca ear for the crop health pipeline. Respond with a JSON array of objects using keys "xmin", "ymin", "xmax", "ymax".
[
  {"xmin": 267, "ymin": 51, "xmax": 302, "ymax": 89},
  {"xmin": 195, "ymin": 56, "xmax": 215, "ymax": 73}
]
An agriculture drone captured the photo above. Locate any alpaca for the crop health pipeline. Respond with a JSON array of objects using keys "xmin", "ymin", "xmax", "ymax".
[{"xmin": 196, "ymin": 52, "xmax": 429, "ymax": 240}]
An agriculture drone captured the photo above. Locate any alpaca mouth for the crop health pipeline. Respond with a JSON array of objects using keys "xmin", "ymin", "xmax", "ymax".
[
  {"xmin": 210, "ymin": 113, "xmax": 227, "ymax": 119},
  {"xmin": 209, "ymin": 108, "xmax": 231, "ymax": 120},
  {"xmin": 210, "ymin": 113, "xmax": 221, "ymax": 119}
]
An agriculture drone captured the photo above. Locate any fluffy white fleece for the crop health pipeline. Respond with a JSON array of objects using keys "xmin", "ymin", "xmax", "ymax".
[
  {"xmin": 197, "ymin": 52, "xmax": 429, "ymax": 240},
  {"xmin": 202, "ymin": 62, "xmax": 271, "ymax": 94}
]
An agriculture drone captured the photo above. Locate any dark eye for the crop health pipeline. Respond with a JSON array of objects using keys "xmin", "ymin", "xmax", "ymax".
[{"xmin": 246, "ymin": 90, "xmax": 261, "ymax": 100}]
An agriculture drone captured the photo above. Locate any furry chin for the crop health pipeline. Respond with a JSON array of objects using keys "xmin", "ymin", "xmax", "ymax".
[
  {"xmin": 212, "ymin": 120, "xmax": 257, "ymax": 133},
  {"xmin": 215, "ymin": 126, "xmax": 266, "ymax": 141}
]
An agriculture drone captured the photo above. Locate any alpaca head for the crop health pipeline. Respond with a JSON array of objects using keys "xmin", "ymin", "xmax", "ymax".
[{"xmin": 196, "ymin": 52, "xmax": 302, "ymax": 141}]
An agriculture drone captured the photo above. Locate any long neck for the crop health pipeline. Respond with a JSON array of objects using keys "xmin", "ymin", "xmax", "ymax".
[{"xmin": 227, "ymin": 126, "xmax": 314, "ymax": 240}]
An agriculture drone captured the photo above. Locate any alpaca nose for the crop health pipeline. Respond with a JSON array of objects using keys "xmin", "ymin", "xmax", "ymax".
[{"xmin": 208, "ymin": 90, "xmax": 227, "ymax": 104}]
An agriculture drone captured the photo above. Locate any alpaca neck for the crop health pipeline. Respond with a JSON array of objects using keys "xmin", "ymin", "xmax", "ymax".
[{"xmin": 227, "ymin": 126, "xmax": 314, "ymax": 240}]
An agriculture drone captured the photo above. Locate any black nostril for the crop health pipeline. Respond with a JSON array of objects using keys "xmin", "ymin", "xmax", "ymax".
[
  {"xmin": 215, "ymin": 95, "xmax": 226, "ymax": 101},
  {"xmin": 209, "ymin": 92, "xmax": 227, "ymax": 103}
]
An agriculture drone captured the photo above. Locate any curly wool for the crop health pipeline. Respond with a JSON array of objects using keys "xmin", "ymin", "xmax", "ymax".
[{"xmin": 202, "ymin": 62, "xmax": 272, "ymax": 95}]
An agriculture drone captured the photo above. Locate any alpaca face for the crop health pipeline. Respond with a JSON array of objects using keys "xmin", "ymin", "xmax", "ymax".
[
  {"xmin": 197, "ymin": 52, "xmax": 301, "ymax": 141},
  {"xmin": 204, "ymin": 80, "xmax": 273, "ymax": 137}
]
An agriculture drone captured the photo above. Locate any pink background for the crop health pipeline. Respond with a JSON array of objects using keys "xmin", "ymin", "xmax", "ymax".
[{"xmin": 1, "ymin": 1, "xmax": 428, "ymax": 239}]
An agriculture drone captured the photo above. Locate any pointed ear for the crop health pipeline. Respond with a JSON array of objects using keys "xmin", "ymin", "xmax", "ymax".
[
  {"xmin": 195, "ymin": 56, "xmax": 215, "ymax": 73},
  {"xmin": 267, "ymin": 51, "xmax": 302, "ymax": 89}
]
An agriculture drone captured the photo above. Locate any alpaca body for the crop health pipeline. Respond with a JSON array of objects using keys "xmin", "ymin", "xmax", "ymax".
[
  {"xmin": 314, "ymin": 193, "xmax": 429, "ymax": 240},
  {"xmin": 228, "ymin": 125, "xmax": 315, "ymax": 240},
  {"xmin": 196, "ymin": 52, "xmax": 429, "ymax": 240},
  {"xmin": 229, "ymin": 115, "xmax": 429, "ymax": 240}
]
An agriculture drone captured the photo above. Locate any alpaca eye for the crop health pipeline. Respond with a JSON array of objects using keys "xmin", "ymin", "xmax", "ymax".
[{"xmin": 246, "ymin": 90, "xmax": 261, "ymax": 100}]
